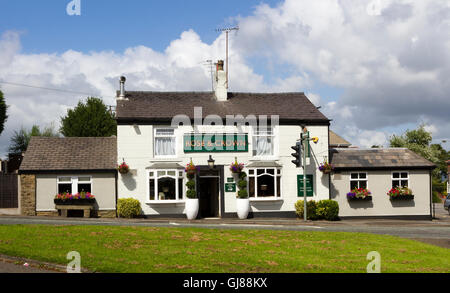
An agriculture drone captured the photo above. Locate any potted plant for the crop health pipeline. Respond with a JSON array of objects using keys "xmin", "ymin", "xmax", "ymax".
[
  {"xmin": 118, "ymin": 161, "xmax": 130, "ymax": 174},
  {"xmin": 236, "ymin": 171, "xmax": 250, "ymax": 219},
  {"xmin": 347, "ymin": 188, "xmax": 372, "ymax": 201},
  {"xmin": 54, "ymin": 192, "xmax": 96, "ymax": 205},
  {"xmin": 318, "ymin": 161, "xmax": 333, "ymax": 174},
  {"xmin": 388, "ymin": 186, "xmax": 414, "ymax": 200},
  {"xmin": 185, "ymin": 160, "xmax": 198, "ymax": 220}
]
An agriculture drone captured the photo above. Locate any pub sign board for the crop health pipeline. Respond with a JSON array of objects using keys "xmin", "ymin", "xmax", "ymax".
[{"xmin": 184, "ymin": 133, "xmax": 248, "ymax": 153}]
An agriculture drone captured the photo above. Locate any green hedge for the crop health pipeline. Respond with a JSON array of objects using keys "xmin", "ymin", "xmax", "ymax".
[
  {"xmin": 117, "ymin": 198, "xmax": 142, "ymax": 218},
  {"xmin": 295, "ymin": 199, "xmax": 339, "ymax": 221}
]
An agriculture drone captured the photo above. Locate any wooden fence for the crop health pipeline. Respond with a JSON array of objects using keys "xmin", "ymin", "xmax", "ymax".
[{"xmin": 0, "ymin": 174, "xmax": 18, "ymax": 208}]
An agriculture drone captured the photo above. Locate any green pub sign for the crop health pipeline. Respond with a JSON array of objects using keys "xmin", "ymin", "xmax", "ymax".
[
  {"xmin": 184, "ymin": 133, "xmax": 248, "ymax": 153},
  {"xmin": 225, "ymin": 183, "xmax": 236, "ymax": 192},
  {"xmin": 297, "ymin": 175, "xmax": 314, "ymax": 197}
]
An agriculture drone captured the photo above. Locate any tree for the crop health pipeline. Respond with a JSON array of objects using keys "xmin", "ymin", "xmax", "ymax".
[
  {"xmin": 60, "ymin": 97, "xmax": 116, "ymax": 137},
  {"xmin": 0, "ymin": 90, "xmax": 8, "ymax": 136},
  {"xmin": 8, "ymin": 124, "xmax": 59, "ymax": 154},
  {"xmin": 389, "ymin": 125, "xmax": 448, "ymax": 180}
]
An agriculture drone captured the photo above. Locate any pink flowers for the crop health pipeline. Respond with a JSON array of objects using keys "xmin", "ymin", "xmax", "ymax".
[
  {"xmin": 118, "ymin": 162, "xmax": 130, "ymax": 174},
  {"xmin": 54, "ymin": 192, "xmax": 95, "ymax": 200}
]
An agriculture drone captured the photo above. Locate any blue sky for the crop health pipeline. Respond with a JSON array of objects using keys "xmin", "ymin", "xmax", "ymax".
[
  {"xmin": 0, "ymin": 0, "xmax": 280, "ymax": 53},
  {"xmin": 0, "ymin": 0, "xmax": 449, "ymax": 157}
]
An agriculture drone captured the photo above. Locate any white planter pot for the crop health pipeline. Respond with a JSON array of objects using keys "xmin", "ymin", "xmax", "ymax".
[
  {"xmin": 185, "ymin": 198, "xmax": 199, "ymax": 220},
  {"xmin": 236, "ymin": 198, "xmax": 250, "ymax": 219}
]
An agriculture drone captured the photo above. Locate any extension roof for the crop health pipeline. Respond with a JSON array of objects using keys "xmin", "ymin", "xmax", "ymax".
[
  {"xmin": 19, "ymin": 137, "xmax": 117, "ymax": 172},
  {"xmin": 329, "ymin": 148, "xmax": 436, "ymax": 170}
]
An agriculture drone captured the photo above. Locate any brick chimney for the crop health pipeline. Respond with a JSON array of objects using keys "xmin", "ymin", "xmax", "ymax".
[{"xmin": 214, "ymin": 60, "xmax": 227, "ymax": 101}]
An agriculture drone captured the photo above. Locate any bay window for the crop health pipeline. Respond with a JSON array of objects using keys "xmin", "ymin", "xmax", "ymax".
[
  {"xmin": 149, "ymin": 170, "xmax": 184, "ymax": 201},
  {"xmin": 248, "ymin": 168, "xmax": 282, "ymax": 198}
]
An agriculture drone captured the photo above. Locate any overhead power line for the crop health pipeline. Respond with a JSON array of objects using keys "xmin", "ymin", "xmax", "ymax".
[{"xmin": 0, "ymin": 80, "xmax": 103, "ymax": 97}]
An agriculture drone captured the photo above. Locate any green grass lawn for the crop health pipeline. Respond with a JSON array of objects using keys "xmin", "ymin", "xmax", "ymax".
[{"xmin": 0, "ymin": 225, "xmax": 448, "ymax": 273}]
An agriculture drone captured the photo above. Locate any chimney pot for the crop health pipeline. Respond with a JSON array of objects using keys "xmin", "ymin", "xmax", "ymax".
[
  {"xmin": 214, "ymin": 60, "xmax": 227, "ymax": 101},
  {"xmin": 118, "ymin": 76, "xmax": 126, "ymax": 100}
]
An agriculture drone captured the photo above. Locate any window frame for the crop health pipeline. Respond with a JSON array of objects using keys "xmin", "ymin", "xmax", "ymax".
[
  {"xmin": 57, "ymin": 176, "xmax": 93, "ymax": 195},
  {"xmin": 153, "ymin": 127, "xmax": 177, "ymax": 159},
  {"xmin": 349, "ymin": 172, "xmax": 368, "ymax": 190},
  {"xmin": 248, "ymin": 167, "xmax": 282, "ymax": 199},
  {"xmin": 391, "ymin": 171, "xmax": 409, "ymax": 188},
  {"xmin": 147, "ymin": 169, "xmax": 184, "ymax": 202},
  {"xmin": 251, "ymin": 126, "xmax": 278, "ymax": 159}
]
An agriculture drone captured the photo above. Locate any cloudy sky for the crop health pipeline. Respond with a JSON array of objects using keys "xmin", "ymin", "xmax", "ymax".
[{"xmin": 0, "ymin": 0, "xmax": 449, "ymax": 157}]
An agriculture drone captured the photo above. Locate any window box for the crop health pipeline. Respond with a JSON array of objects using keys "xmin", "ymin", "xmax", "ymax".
[
  {"xmin": 347, "ymin": 188, "xmax": 372, "ymax": 201},
  {"xmin": 389, "ymin": 194, "xmax": 414, "ymax": 200},
  {"xmin": 54, "ymin": 198, "xmax": 96, "ymax": 205}
]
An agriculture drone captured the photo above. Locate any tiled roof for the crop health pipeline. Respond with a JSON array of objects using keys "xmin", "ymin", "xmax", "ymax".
[
  {"xmin": 329, "ymin": 130, "xmax": 351, "ymax": 147},
  {"xmin": 19, "ymin": 137, "xmax": 117, "ymax": 172},
  {"xmin": 116, "ymin": 91, "xmax": 329, "ymax": 123},
  {"xmin": 330, "ymin": 148, "xmax": 436, "ymax": 170}
]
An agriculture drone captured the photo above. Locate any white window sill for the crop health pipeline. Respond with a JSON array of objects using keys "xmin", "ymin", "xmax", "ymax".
[
  {"xmin": 249, "ymin": 197, "xmax": 284, "ymax": 202},
  {"xmin": 145, "ymin": 200, "xmax": 185, "ymax": 205},
  {"xmin": 248, "ymin": 157, "xmax": 280, "ymax": 161}
]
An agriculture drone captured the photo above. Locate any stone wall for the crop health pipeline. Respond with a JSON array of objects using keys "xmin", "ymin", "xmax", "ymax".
[
  {"xmin": 20, "ymin": 174, "xmax": 36, "ymax": 216},
  {"xmin": 97, "ymin": 210, "xmax": 117, "ymax": 218}
]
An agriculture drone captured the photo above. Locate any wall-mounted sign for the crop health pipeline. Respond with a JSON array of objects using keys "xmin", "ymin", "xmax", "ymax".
[
  {"xmin": 184, "ymin": 134, "xmax": 248, "ymax": 153},
  {"xmin": 227, "ymin": 177, "xmax": 234, "ymax": 183},
  {"xmin": 225, "ymin": 183, "xmax": 236, "ymax": 192},
  {"xmin": 297, "ymin": 175, "xmax": 314, "ymax": 197}
]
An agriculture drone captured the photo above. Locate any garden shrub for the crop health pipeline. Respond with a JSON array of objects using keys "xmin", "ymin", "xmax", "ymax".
[
  {"xmin": 432, "ymin": 191, "xmax": 442, "ymax": 203},
  {"xmin": 117, "ymin": 198, "xmax": 142, "ymax": 218},
  {"xmin": 295, "ymin": 199, "xmax": 340, "ymax": 221},
  {"xmin": 295, "ymin": 200, "xmax": 318, "ymax": 220},
  {"xmin": 316, "ymin": 200, "xmax": 339, "ymax": 221}
]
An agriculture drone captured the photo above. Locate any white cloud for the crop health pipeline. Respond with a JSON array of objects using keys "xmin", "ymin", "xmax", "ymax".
[{"xmin": 1, "ymin": 0, "xmax": 450, "ymax": 155}]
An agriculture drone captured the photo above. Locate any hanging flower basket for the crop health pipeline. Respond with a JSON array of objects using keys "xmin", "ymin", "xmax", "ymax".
[
  {"xmin": 388, "ymin": 187, "xmax": 414, "ymax": 200},
  {"xmin": 318, "ymin": 162, "xmax": 334, "ymax": 174},
  {"xmin": 118, "ymin": 162, "xmax": 130, "ymax": 174},
  {"xmin": 230, "ymin": 158, "xmax": 244, "ymax": 174},
  {"xmin": 185, "ymin": 160, "xmax": 199, "ymax": 178},
  {"xmin": 347, "ymin": 188, "xmax": 372, "ymax": 201}
]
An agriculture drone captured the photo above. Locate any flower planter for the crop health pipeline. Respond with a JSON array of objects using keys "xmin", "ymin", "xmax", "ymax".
[
  {"xmin": 347, "ymin": 196, "xmax": 372, "ymax": 201},
  {"xmin": 54, "ymin": 198, "xmax": 96, "ymax": 205},
  {"xmin": 118, "ymin": 168, "xmax": 129, "ymax": 174},
  {"xmin": 236, "ymin": 198, "xmax": 250, "ymax": 219},
  {"xmin": 389, "ymin": 195, "xmax": 414, "ymax": 200},
  {"xmin": 185, "ymin": 198, "xmax": 199, "ymax": 220}
]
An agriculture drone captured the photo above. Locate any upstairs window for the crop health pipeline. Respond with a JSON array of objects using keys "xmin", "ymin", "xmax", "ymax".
[
  {"xmin": 392, "ymin": 172, "xmax": 409, "ymax": 188},
  {"xmin": 154, "ymin": 128, "xmax": 176, "ymax": 157},
  {"xmin": 252, "ymin": 126, "xmax": 274, "ymax": 157},
  {"xmin": 350, "ymin": 173, "xmax": 367, "ymax": 190}
]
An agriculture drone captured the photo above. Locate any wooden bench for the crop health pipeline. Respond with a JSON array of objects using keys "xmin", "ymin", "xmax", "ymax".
[{"xmin": 56, "ymin": 205, "xmax": 93, "ymax": 218}]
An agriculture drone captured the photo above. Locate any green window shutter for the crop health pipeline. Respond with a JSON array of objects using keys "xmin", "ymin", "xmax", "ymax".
[{"xmin": 297, "ymin": 174, "xmax": 314, "ymax": 197}]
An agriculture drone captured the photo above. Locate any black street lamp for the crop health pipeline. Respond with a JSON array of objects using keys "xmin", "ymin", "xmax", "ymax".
[{"xmin": 208, "ymin": 155, "xmax": 215, "ymax": 169}]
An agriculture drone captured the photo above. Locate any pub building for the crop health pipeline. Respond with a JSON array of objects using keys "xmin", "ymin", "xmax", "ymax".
[
  {"xmin": 116, "ymin": 60, "xmax": 331, "ymax": 218},
  {"xmin": 16, "ymin": 61, "xmax": 435, "ymax": 219}
]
